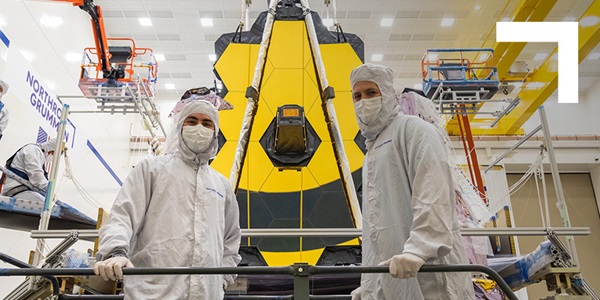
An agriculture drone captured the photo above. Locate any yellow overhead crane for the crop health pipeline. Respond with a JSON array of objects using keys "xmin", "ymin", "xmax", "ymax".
[{"xmin": 445, "ymin": 0, "xmax": 600, "ymax": 136}]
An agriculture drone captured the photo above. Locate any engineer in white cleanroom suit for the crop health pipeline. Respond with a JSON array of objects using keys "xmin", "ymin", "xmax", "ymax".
[
  {"xmin": 349, "ymin": 64, "xmax": 475, "ymax": 300},
  {"xmin": 94, "ymin": 100, "xmax": 242, "ymax": 299},
  {"xmin": 2, "ymin": 138, "xmax": 57, "ymax": 201},
  {"xmin": 0, "ymin": 79, "xmax": 10, "ymax": 140}
]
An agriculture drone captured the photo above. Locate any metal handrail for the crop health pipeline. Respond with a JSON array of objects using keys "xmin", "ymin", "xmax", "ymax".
[
  {"xmin": 312, "ymin": 265, "xmax": 517, "ymax": 300},
  {"xmin": 0, "ymin": 264, "xmax": 518, "ymax": 300},
  {"xmin": 29, "ymin": 227, "xmax": 591, "ymax": 241},
  {"xmin": 0, "ymin": 253, "xmax": 60, "ymax": 299}
]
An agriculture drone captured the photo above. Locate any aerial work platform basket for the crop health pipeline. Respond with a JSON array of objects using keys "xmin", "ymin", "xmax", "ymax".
[
  {"xmin": 421, "ymin": 48, "xmax": 500, "ymax": 114},
  {"xmin": 78, "ymin": 37, "xmax": 158, "ymax": 102}
]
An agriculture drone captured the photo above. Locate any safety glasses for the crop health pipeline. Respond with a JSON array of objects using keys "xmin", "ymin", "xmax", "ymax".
[{"xmin": 181, "ymin": 87, "xmax": 211, "ymax": 100}]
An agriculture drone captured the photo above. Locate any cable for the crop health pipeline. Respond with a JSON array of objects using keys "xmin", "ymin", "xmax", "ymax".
[
  {"xmin": 533, "ymin": 163, "xmax": 546, "ymax": 228},
  {"xmin": 63, "ymin": 150, "xmax": 104, "ymax": 210}
]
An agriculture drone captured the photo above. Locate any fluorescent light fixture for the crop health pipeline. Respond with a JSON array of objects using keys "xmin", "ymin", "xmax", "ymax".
[
  {"xmin": 588, "ymin": 52, "xmax": 600, "ymax": 60},
  {"xmin": 164, "ymin": 83, "xmax": 176, "ymax": 90},
  {"xmin": 427, "ymin": 53, "xmax": 438, "ymax": 61},
  {"xmin": 371, "ymin": 53, "xmax": 383, "ymax": 61},
  {"xmin": 412, "ymin": 83, "xmax": 422, "ymax": 90},
  {"xmin": 138, "ymin": 18, "xmax": 152, "ymax": 26},
  {"xmin": 64, "ymin": 52, "xmax": 81, "ymax": 63},
  {"xmin": 579, "ymin": 16, "xmax": 599, "ymax": 27},
  {"xmin": 524, "ymin": 82, "xmax": 546, "ymax": 89},
  {"xmin": 21, "ymin": 50, "xmax": 35, "ymax": 62},
  {"xmin": 40, "ymin": 13, "xmax": 63, "ymax": 28},
  {"xmin": 380, "ymin": 18, "xmax": 394, "ymax": 27},
  {"xmin": 322, "ymin": 18, "xmax": 334, "ymax": 27},
  {"xmin": 477, "ymin": 52, "xmax": 489, "ymax": 61},
  {"xmin": 154, "ymin": 53, "xmax": 166, "ymax": 61},
  {"xmin": 441, "ymin": 18, "xmax": 454, "ymax": 27},
  {"xmin": 208, "ymin": 54, "xmax": 217, "ymax": 62},
  {"xmin": 533, "ymin": 53, "xmax": 547, "ymax": 60},
  {"xmin": 201, "ymin": 18, "xmax": 214, "ymax": 27}
]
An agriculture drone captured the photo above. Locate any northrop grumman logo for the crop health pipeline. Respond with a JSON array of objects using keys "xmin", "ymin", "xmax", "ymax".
[{"xmin": 496, "ymin": 22, "xmax": 578, "ymax": 103}]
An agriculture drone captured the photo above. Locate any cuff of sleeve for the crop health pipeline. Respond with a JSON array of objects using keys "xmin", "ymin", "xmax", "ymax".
[
  {"xmin": 104, "ymin": 249, "xmax": 128, "ymax": 260},
  {"xmin": 402, "ymin": 248, "xmax": 428, "ymax": 261}
]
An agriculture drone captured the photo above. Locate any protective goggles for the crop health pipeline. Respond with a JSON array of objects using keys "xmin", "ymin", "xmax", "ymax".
[{"xmin": 181, "ymin": 87, "xmax": 211, "ymax": 100}]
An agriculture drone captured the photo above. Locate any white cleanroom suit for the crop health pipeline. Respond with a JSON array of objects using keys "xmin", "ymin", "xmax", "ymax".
[
  {"xmin": 97, "ymin": 100, "xmax": 242, "ymax": 299},
  {"xmin": 351, "ymin": 64, "xmax": 475, "ymax": 300},
  {"xmin": 2, "ymin": 138, "xmax": 57, "ymax": 202}
]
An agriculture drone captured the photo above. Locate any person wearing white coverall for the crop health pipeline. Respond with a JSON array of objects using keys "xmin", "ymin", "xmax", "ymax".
[
  {"xmin": 349, "ymin": 64, "xmax": 475, "ymax": 300},
  {"xmin": 0, "ymin": 79, "xmax": 10, "ymax": 140},
  {"xmin": 94, "ymin": 100, "xmax": 242, "ymax": 299},
  {"xmin": 2, "ymin": 138, "xmax": 57, "ymax": 201}
]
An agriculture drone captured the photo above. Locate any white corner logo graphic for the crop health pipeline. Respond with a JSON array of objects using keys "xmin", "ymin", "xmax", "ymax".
[{"xmin": 496, "ymin": 22, "xmax": 579, "ymax": 103}]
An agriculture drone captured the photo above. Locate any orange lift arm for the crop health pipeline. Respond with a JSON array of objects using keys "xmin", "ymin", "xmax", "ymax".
[{"xmin": 54, "ymin": 0, "xmax": 113, "ymax": 79}]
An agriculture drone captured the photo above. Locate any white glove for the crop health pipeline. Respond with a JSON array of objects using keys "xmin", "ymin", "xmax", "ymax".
[
  {"xmin": 350, "ymin": 286, "xmax": 361, "ymax": 300},
  {"xmin": 379, "ymin": 253, "xmax": 425, "ymax": 279},
  {"xmin": 93, "ymin": 256, "xmax": 134, "ymax": 281}
]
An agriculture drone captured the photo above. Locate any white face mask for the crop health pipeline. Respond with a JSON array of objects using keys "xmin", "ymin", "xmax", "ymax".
[
  {"xmin": 45, "ymin": 154, "xmax": 54, "ymax": 164},
  {"xmin": 182, "ymin": 124, "xmax": 214, "ymax": 154},
  {"xmin": 354, "ymin": 96, "xmax": 382, "ymax": 126}
]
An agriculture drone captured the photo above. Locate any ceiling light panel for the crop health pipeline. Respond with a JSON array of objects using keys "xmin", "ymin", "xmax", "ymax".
[
  {"xmin": 440, "ymin": 18, "xmax": 454, "ymax": 27},
  {"xmin": 533, "ymin": 53, "xmax": 548, "ymax": 60},
  {"xmin": 380, "ymin": 18, "xmax": 394, "ymax": 27},
  {"xmin": 371, "ymin": 53, "xmax": 383, "ymax": 61},
  {"xmin": 201, "ymin": 18, "xmax": 214, "ymax": 27},
  {"xmin": 138, "ymin": 17, "xmax": 152, "ymax": 26}
]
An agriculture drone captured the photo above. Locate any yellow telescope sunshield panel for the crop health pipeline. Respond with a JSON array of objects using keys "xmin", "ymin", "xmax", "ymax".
[{"xmin": 213, "ymin": 16, "xmax": 364, "ymax": 266}]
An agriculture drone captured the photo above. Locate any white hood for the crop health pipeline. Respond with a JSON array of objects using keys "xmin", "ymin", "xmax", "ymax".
[
  {"xmin": 350, "ymin": 64, "xmax": 400, "ymax": 141},
  {"xmin": 176, "ymin": 100, "xmax": 220, "ymax": 164}
]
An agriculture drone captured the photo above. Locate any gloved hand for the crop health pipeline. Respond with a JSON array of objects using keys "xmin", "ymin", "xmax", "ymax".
[
  {"xmin": 350, "ymin": 286, "xmax": 361, "ymax": 300},
  {"xmin": 93, "ymin": 256, "xmax": 134, "ymax": 281},
  {"xmin": 148, "ymin": 137, "xmax": 163, "ymax": 155},
  {"xmin": 379, "ymin": 253, "xmax": 425, "ymax": 279}
]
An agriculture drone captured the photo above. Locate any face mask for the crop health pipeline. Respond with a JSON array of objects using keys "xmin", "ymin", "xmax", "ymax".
[
  {"xmin": 182, "ymin": 124, "xmax": 214, "ymax": 154},
  {"xmin": 45, "ymin": 154, "xmax": 54, "ymax": 164},
  {"xmin": 354, "ymin": 96, "xmax": 382, "ymax": 125}
]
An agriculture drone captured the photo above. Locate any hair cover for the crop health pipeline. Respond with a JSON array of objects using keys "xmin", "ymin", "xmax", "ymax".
[
  {"xmin": 350, "ymin": 64, "xmax": 399, "ymax": 140},
  {"xmin": 176, "ymin": 100, "xmax": 220, "ymax": 162},
  {"xmin": 39, "ymin": 138, "xmax": 57, "ymax": 153}
]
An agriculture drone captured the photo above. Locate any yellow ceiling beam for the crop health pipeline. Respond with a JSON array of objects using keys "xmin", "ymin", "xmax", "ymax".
[
  {"xmin": 486, "ymin": 0, "xmax": 543, "ymax": 77},
  {"xmin": 446, "ymin": 0, "xmax": 557, "ymax": 135},
  {"xmin": 494, "ymin": 0, "xmax": 557, "ymax": 79},
  {"xmin": 469, "ymin": 0, "xmax": 600, "ymax": 135}
]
